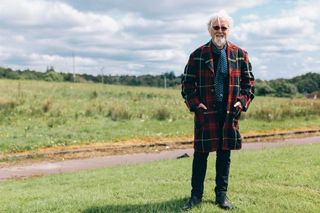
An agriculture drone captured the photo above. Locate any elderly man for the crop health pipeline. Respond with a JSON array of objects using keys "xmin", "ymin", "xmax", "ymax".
[{"xmin": 181, "ymin": 11, "xmax": 255, "ymax": 210}]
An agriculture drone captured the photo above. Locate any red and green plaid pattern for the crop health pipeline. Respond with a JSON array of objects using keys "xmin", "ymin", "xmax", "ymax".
[{"xmin": 181, "ymin": 40, "xmax": 255, "ymax": 152}]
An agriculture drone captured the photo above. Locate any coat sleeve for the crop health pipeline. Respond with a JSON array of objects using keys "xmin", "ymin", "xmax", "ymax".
[
  {"xmin": 181, "ymin": 53, "xmax": 201, "ymax": 112},
  {"xmin": 237, "ymin": 49, "xmax": 255, "ymax": 112}
]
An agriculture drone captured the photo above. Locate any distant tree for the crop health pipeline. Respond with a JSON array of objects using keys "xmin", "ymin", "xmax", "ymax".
[
  {"xmin": 163, "ymin": 71, "xmax": 176, "ymax": 80},
  {"xmin": 255, "ymin": 80, "xmax": 275, "ymax": 96},
  {"xmin": 290, "ymin": 72, "xmax": 320, "ymax": 93},
  {"xmin": 1, "ymin": 64, "xmax": 316, "ymax": 94},
  {"xmin": 296, "ymin": 79, "xmax": 319, "ymax": 93},
  {"xmin": 5, "ymin": 70, "xmax": 20, "ymax": 79},
  {"xmin": 269, "ymin": 80, "xmax": 298, "ymax": 97},
  {"xmin": 0, "ymin": 67, "xmax": 11, "ymax": 78},
  {"xmin": 46, "ymin": 65, "xmax": 55, "ymax": 72},
  {"xmin": 44, "ymin": 71, "xmax": 64, "ymax": 82}
]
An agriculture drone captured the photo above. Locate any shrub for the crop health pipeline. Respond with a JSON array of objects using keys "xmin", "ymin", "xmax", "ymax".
[
  {"xmin": 108, "ymin": 106, "xmax": 131, "ymax": 121},
  {"xmin": 44, "ymin": 71, "xmax": 64, "ymax": 82},
  {"xmin": 152, "ymin": 108, "xmax": 171, "ymax": 120},
  {"xmin": 269, "ymin": 80, "xmax": 298, "ymax": 97},
  {"xmin": 0, "ymin": 98, "xmax": 17, "ymax": 111},
  {"xmin": 85, "ymin": 107, "xmax": 94, "ymax": 117},
  {"xmin": 255, "ymin": 81, "xmax": 275, "ymax": 96},
  {"xmin": 42, "ymin": 99, "xmax": 52, "ymax": 113},
  {"xmin": 90, "ymin": 91, "xmax": 98, "ymax": 99}
]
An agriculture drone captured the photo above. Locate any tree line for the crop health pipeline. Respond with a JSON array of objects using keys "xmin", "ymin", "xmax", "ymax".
[
  {"xmin": 0, "ymin": 66, "xmax": 180, "ymax": 88},
  {"xmin": 0, "ymin": 66, "xmax": 319, "ymax": 97},
  {"xmin": 255, "ymin": 72, "xmax": 320, "ymax": 97}
]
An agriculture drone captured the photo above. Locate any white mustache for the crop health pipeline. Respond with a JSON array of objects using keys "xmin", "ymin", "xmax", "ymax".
[{"xmin": 213, "ymin": 36, "xmax": 226, "ymax": 47}]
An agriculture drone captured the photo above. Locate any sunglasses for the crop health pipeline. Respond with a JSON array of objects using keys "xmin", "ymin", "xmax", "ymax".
[{"xmin": 212, "ymin": 26, "xmax": 228, "ymax": 31}]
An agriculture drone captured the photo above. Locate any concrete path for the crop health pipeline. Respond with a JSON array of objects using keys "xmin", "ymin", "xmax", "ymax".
[{"xmin": 1, "ymin": 136, "xmax": 319, "ymax": 181}]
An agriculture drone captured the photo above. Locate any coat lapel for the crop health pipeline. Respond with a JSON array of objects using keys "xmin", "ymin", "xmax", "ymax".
[
  {"xmin": 202, "ymin": 41, "xmax": 215, "ymax": 73},
  {"xmin": 227, "ymin": 41, "xmax": 237, "ymax": 66},
  {"xmin": 203, "ymin": 40, "xmax": 237, "ymax": 74}
]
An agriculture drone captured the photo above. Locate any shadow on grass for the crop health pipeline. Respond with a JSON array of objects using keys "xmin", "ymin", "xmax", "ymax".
[{"xmin": 82, "ymin": 198, "xmax": 188, "ymax": 213}]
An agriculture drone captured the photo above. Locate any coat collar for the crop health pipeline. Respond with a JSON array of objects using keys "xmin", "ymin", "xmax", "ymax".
[{"xmin": 202, "ymin": 40, "xmax": 237, "ymax": 73}]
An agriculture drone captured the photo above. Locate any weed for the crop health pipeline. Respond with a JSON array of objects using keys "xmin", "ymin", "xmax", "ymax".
[
  {"xmin": 0, "ymin": 98, "xmax": 17, "ymax": 111},
  {"xmin": 152, "ymin": 108, "xmax": 171, "ymax": 120},
  {"xmin": 42, "ymin": 99, "xmax": 52, "ymax": 113},
  {"xmin": 108, "ymin": 106, "xmax": 131, "ymax": 121},
  {"xmin": 90, "ymin": 90, "xmax": 98, "ymax": 99}
]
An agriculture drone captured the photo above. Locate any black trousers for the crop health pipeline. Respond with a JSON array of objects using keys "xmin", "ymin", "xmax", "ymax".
[
  {"xmin": 191, "ymin": 149, "xmax": 231, "ymax": 199},
  {"xmin": 190, "ymin": 104, "xmax": 230, "ymax": 199}
]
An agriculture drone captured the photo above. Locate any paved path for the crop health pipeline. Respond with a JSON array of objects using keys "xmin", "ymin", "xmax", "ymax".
[{"xmin": 1, "ymin": 136, "xmax": 319, "ymax": 181}]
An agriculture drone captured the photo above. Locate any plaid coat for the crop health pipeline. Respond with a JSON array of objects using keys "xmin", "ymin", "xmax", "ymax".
[{"xmin": 181, "ymin": 40, "xmax": 255, "ymax": 152}]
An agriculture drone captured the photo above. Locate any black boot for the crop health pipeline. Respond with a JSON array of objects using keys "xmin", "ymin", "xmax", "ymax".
[
  {"xmin": 215, "ymin": 149, "xmax": 232, "ymax": 210},
  {"xmin": 215, "ymin": 194, "xmax": 232, "ymax": 210},
  {"xmin": 182, "ymin": 195, "xmax": 202, "ymax": 211}
]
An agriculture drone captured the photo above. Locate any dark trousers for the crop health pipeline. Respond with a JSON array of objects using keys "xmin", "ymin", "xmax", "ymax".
[
  {"xmin": 191, "ymin": 103, "xmax": 230, "ymax": 199},
  {"xmin": 191, "ymin": 149, "xmax": 231, "ymax": 199}
]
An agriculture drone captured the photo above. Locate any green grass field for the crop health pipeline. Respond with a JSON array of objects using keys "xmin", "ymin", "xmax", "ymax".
[
  {"xmin": 0, "ymin": 143, "xmax": 319, "ymax": 212},
  {"xmin": 0, "ymin": 79, "xmax": 320, "ymax": 153}
]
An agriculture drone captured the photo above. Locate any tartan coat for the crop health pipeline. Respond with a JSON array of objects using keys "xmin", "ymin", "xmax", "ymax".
[{"xmin": 181, "ymin": 40, "xmax": 255, "ymax": 152}]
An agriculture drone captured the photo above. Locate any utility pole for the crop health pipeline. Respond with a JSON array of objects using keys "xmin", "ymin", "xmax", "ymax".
[
  {"xmin": 100, "ymin": 67, "xmax": 105, "ymax": 84},
  {"xmin": 72, "ymin": 52, "xmax": 75, "ymax": 83},
  {"xmin": 164, "ymin": 75, "xmax": 167, "ymax": 89}
]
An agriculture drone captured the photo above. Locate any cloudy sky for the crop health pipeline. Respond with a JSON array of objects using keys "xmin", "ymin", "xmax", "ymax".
[{"xmin": 0, "ymin": 0, "xmax": 319, "ymax": 80}]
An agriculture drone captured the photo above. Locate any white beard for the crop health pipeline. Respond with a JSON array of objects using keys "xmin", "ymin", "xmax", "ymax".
[{"xmin": 213, "ymin": 36, "xmax": 226, "ymax": 48}]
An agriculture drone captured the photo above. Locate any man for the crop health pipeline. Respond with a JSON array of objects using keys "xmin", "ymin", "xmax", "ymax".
[{"xmin": 181, "ymin": 11, "xmax": 255, "ymax": 211}]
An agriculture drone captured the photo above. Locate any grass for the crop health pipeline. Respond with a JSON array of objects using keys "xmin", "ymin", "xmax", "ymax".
[
  {"xmin": 0, "ymin": 79, "xmax": 319, "ymax": 153},
  {"xmin": 0, "ymin": 143, "xmax": 319, "ymax": 212}
]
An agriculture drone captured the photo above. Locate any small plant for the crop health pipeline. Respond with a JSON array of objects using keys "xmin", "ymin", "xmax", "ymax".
[
  {"xmin": 47, "ymin": 117, "xmax": 67, "ymax": 128},
  {"xmin": 49, "ymin": 107, "xmax": 62, "ymax": 117},
  {"xmin": 108, "ymin": 106, "xmax": 131, "ymax": 121},
  {"xmin": 90, "ymin": 91, "xmax": 98, "ymax": 99},
  {"xmin": 152, "ymin": 108, "xmax": 171, "ymax": 120},
  {"xmin": 85, "ymin": 107, "xmax": 93, "ymax": 117},
  {"xmin": 0, "ymin": 98, "xmax": 17, "ymax": 111},
  {"xmin": 42, "ymin": 99, "xmax": 52, "ymax": 113}
]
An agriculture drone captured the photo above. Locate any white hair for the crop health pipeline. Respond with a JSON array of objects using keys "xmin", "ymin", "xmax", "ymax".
[{"xmin": 207, "ymin": 10, "xmax": 233, "ymax": 31}]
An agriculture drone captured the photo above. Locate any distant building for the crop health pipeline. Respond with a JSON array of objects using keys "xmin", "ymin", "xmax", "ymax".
[{"xmin": 306, "ymin": 92, "xmax": 319, "ymax": 99}]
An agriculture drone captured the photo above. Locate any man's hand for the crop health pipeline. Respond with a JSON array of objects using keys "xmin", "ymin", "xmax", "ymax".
[
  {"xmin": 234, "ymin": 101, "xmax": 242, "ymax": 110},
  {"xmin": 197, "ymin": 103, "xmax": 207, "ymax": 110}
]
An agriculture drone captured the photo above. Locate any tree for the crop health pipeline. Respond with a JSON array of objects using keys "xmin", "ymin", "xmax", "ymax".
[
  {"xmin": 290, "ymin": 72, "xmax": 320, "ymax": 93},
  {"xmin": 255, "ymin": 80, "xmax": 275, "ymax": 96},
  {"xmin": 296, "ymin": 79, "xmax": 319, "ymax": 93},
  {"xmin": 269, "ymin": 80, "xmax": 298, "ymax": 97},
  {"xmin": 44, "ymin": 71, "xmax": 64, "ymax": 82}
]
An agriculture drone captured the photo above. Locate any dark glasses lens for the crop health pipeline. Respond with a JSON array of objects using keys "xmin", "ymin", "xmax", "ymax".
[{"xmin": 213, "ymin": 26, "xmax": 228, "ymax": 31}]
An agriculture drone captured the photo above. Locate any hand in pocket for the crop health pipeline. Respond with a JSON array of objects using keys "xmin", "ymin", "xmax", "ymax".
[{"xmin": 195, "ymin": 103, "xmax": 207, "ymax": 128}]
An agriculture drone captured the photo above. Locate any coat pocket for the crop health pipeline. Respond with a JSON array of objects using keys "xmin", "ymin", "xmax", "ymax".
[{"xmin": 194, "ymin": 108, "xmax": 206, "ymax": 128}]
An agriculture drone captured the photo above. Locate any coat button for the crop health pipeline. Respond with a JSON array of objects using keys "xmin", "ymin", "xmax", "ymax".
[{"xmin": 211, "ymin": 89, "xmax": 214, "ymax": 93}]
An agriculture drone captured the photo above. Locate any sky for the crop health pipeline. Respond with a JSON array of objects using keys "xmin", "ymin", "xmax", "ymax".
[{"xmin": 0, "ymin": 0, "xmax": 319, "ymax": 80}]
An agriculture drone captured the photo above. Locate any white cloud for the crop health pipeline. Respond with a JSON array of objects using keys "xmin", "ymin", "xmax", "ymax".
[
  {"xmin": 0, "ymin": 0, "xmax": 318, "ymax": 80},
  {"xmin": 127, "ymin": 63, "xmax": 145, "ymax": 70},
  {"xmin": 231, "ymin": 0, "xmax": 320, "ymax": 79}
]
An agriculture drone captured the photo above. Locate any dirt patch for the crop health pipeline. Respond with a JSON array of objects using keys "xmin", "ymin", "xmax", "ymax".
[
  {"xmin": 1, "ymin": 135, "xmax": 320, "ymax": 181},
  {"xmin": 1, "ymin": 129, "xmax": 320, "ymax": 167}
]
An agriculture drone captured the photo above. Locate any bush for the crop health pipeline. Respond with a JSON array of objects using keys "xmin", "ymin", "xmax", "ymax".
[
  {"xmin": 108, "ymin": 106, "xmax": 131, "ymax": 121},
  {"xmin": 44, "ymin": 71, "xmax": 64, "ymax": 82},
  {"xmin": 246, "ymin": 99, "xmax": 320, "ymax": 121},
  {"xmin": 42, "ymin": 99, "xmax": 52, "ymax": 113},
  {"xmin": 269, "ymin": 80, "xmax": 298, "ymax": 97},
  {"xmin": 0, "ymin": 98, "xmax": 17, "ymax": 111},
  {"xmin": 152, "ymin": 108, "xmax": 171, "ymax": 120},
  {"xmin": 255, "ymin": 81, "xmax": 275, "ymax": 96},
  {"xmin": 90, "ymin": 91, "xmax": 98, "ymax": 99}
]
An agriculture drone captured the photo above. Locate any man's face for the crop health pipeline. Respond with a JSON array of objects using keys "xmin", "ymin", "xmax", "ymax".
[{"xmin": 210, "ymin": 18, "xmax": 230, "ymax": 48}]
